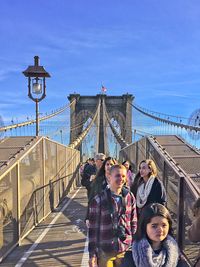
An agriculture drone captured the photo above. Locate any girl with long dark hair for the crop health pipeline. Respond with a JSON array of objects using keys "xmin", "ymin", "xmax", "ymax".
[
  {"xmin": 89, "ymin": 156, "xmax": 117, "ymax": 202},
  {"xmin": 121, "ymin": 203, "xmax": 182, "ymax": 267},
  {"xmin": 85, "ymin": 157, "xmax": 117, "ymax": 227}
]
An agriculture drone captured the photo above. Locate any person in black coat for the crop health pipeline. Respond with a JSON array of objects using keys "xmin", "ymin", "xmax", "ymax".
[{"xmin": 81, "ymin": 158, "xmax": 96, "ymax": 198}]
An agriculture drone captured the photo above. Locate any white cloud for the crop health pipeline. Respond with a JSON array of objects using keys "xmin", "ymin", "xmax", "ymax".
[{"xmin": 0, "ymin": 66, "xmax": 22, "ymax": 81}]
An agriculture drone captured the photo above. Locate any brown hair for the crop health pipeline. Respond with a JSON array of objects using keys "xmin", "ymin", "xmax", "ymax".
[
  {"xmin": 110, "ymin": 164, "xmax": 127, "ymax": 174},
  {"xmin": 131, "ymin": 159, "xmax": 158, "ymax": 196},
  {"xmin": 139, "ymin": 159, "xmax": 158, "ymax": 178}
]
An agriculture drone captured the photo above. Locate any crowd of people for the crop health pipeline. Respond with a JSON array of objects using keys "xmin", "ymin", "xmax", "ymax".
[{"xmin": 80, "ymin": 154, "xmax": 200, "ymax": 267}]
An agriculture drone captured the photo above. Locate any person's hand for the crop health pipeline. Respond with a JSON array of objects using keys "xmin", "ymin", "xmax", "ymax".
[
  {"xmin": 89, "ymin": 255, "xmax": 98, "ymax": 267},
  {"xmin": 90, "ymin": 175, "xmax": 96, "ymax": 181},
  {"xmin": 85, "ymin": 219, "xmax": 90, "ymax": 228}
]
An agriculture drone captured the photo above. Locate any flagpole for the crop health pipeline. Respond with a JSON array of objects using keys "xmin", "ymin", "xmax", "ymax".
[{"xmin": 101, "ymin": 85, "xmax": 107, "ymax": 94}]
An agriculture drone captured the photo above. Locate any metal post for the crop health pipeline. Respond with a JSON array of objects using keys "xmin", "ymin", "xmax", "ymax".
[
  {"xmin": 134, "ymin": 129, "xmax": 136, "ymax": 142},
  {"xmin": 115, "ymin": 140, "xmax": 118, "ymax": 159},
  {"xmin": 177, "ymin": 176, "xmax": 185, "ymax": 251},
  {"xmin": 136, "ymin": 141, "xmax": 138, "ymax": 168},
  {"xmin": 17, "ymin": 162, "xmax": 21, "ymax": 244},
  {"xmin": 36, "ymin": 99, "xmax": 39, "ymax": 136},
  {"xmin": 60, "ymin": 130, "xmax": 63, "ymax": 144},
  {"xmin": 42, "ymin": 138, "xmax": 46, "ymax": 218}
]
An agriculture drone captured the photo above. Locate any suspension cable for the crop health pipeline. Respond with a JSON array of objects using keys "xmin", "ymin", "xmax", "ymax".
[
  {"xmin": 133, "ymin": 103, "xmax": 190, "ymax": 120},
  {"xmin": 0, "ymin": 99, "xmax": 76, "ymax": 132},
  {"xmin": 130, "ymin": 102, "xmax": 200, "ymax": 132},
  {"xmin": 132, "ymin": 128, "xmax": 152, "ymax": 136}
]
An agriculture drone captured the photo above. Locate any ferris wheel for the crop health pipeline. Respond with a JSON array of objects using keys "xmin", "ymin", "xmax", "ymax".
[
  {"xmin": 188, "ymin": 109, "xmax": 200, "ymax": 140},
  {"xmin": 0, "ymin": 115, "xmax": 4, "ymax": 139}
]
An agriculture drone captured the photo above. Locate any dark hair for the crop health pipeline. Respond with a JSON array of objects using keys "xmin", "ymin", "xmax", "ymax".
[
  {"xmin": 130, "ymin": 160, "xmax": 147, "ymax": 196},
  {"xmin": 122, "ymin": 160, "xmax": 129, "ymax": 165},
  {"xmin": 96, "ymin": 157, "xmax": 117, "ymax": 178},
  {"xmin": 135, "ymin": 203, "xmax": 173, "ymax": 241},
  {"xmin": 88, "ymin": 157, "xmax": 117, "ymax": 203},
  {"xmin": 122, "ymin": 160, "xmax": 133, "ymax": 172},
  {"xmin": 130, "ymin": 172, "xmax": 141, "ymax": 196}
]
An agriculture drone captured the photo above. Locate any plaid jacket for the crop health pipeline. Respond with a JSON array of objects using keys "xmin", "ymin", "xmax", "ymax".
[{"xmin": 88, "ymin": 187, "xmax": 137, "ymax": 258}]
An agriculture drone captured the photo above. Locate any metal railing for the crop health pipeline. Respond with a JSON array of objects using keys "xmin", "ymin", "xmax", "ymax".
[
  {"xmin": 0, "ymin": 137, "xmax": 80, "ymax": 262},
  {"xmin": 0, "ymin": 101, "xmax": 75, "ymax": 133},
  {"xmin": 119, "ymin": 136, "xmax": 200, "ymax": 266}
]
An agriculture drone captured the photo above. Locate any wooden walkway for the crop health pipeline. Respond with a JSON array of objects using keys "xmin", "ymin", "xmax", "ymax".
[{"xmin": 1, "ymin": 187, "xmax": 88, "ymax": 267}]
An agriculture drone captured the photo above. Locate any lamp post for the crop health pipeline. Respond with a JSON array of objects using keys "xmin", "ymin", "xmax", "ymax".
[{"xmin": 23, "ymin": 56, "xmax": 50, "ymax": 136}]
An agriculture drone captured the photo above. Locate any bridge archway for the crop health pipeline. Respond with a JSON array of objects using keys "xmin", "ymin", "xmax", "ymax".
[
  {"xmin": 107, "ymin": 110, "xmax": 126, "ymax": 136},
  {"xmin": 68, "ymin": 93, "xmax": 134, "ymax": 155}
]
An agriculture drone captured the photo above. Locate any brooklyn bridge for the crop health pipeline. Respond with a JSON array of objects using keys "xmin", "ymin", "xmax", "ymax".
[{"xmin": 0, "ymin": 89, "xmax": 199, "ymax": 266}]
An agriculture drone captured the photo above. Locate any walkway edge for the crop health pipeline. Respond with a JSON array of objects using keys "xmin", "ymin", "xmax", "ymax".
[{"xmin": 81, "ymin": 235, "xmax": 89, "ymax": 267}]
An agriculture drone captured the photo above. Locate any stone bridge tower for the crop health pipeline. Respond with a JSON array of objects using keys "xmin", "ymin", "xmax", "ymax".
[{"xmin": 68, "ymin": 94, "xmax": 134, "ymax": 155}]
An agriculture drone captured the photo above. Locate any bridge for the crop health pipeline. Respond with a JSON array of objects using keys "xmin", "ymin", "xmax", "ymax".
[{"xmin": 0, "ymin": 93, "xmax": 199, "ymax": 266}]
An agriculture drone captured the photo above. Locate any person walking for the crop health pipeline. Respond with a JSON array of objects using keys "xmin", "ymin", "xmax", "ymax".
[
  {"xmin": 89, "ymin": 153, "xmax": 106, "ymax": 183},
  {"xmin": 89, "ymin": 157, "xmax": 117, "ymax": 202},
  {"xmin": 121, "ymin": 203, "xmax": 181, "ymax": 267},
  {"xmin": 88, "ymin": 164, "xmax": 137, "ymax": 267},
  {"xmin": 131, "ymin": 159, "xmax": 166, "ymax": 214},
  {"xmin": 85, "ymin": 156, "xmax": 116, "ymax": 228},
  {"xmin": 95, "ymin": 153, "xmax": 106, "ymax": 171},
  {"xmin": 81, "ymin": 158, "xmax": 96, "ymax": 198}
]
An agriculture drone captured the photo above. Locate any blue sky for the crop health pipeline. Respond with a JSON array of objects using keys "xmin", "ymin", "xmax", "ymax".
[{"xmin": 1, "ymin": 0, "xmax": 200, "ymax": 124}]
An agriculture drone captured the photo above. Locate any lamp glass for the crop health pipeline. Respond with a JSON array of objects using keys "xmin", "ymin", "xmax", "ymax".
[{"xmin": 32, "ymin": 78, "xmax": 42, "ymax": 94}]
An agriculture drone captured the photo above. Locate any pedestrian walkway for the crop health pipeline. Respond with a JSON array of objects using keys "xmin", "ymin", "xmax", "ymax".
[{"xmin": 1, "ymin": 187, "xmax": 88, "ymax": 267}]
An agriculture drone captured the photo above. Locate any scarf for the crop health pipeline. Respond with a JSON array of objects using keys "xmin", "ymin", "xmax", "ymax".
[
  {"xmin": 136, "ymin": 176, "xmax": 155, "ymax": 208},
  {"xmin": 132, "ymin": 236, "xmax": 179, "ymax": 267}
]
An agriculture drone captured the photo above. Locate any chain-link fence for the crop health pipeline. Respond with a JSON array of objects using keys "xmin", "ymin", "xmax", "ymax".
[{"xmin": 0, "ymin": 137, "xmax": 80, "ymax": 262}]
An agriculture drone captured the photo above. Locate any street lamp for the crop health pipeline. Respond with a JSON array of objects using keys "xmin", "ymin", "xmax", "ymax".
[{"xmin": 23, "ymin": 56, "xmax": 50, "ymax": 136}]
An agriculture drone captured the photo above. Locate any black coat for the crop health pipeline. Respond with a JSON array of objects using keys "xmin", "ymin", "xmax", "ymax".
[
  {"xmin": 81, "ymin": 163, "xmax": 96, "ymax": 190},
  {"xmin": 145, "ymin": 177, "xmax": 167, "ymax": 207}
]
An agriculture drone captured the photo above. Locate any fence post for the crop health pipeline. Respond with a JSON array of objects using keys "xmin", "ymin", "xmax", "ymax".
[
  {"xmin": 136, "ymin": 142, "xmax": 138, "ymax": 168},
  {"xmin": 163, "ymin": 161, "xmax": 166, "ymax": 188},
  {"xmin": 42, "ymin": 138, "xmax": 46, "ymax": 217},
  {"xmin": 49, "ymin": 180, "xmax": 54, "ymax": 212},
  {"xmin": 177, "ymin": 176, "xmax": 185, "ymax": 251},
  {"xmin": 146, "ymin": 138, "xmax": 149, "ymax": 159},
  {"xmin": 17, "ymin": 162, "xmax": 21, "ymax": 245},
  {"xmin": 34, "ymin": 192, "xmax": 38, "ymax": 225}
]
